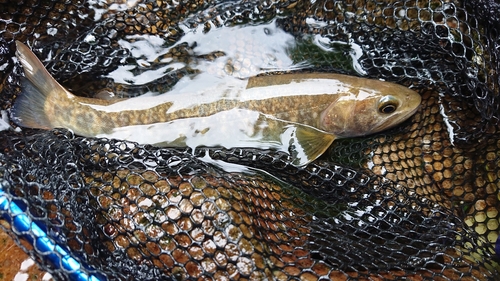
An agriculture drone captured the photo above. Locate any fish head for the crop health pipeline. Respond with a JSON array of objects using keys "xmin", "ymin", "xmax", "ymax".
[{"xmin": 319, "ymin": 83, "xmax": 421, "ymax": 138}]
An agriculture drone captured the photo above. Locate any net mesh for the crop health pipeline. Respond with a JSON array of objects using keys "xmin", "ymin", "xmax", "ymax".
[{"xmin": 1, "ymin": 0, "xmax": 500, "ymax": 280}]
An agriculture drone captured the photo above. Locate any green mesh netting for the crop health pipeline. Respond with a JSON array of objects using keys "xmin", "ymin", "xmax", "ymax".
[{"xmin": 0, "ymin": 0, "xmax": 499, "ymax": 280}]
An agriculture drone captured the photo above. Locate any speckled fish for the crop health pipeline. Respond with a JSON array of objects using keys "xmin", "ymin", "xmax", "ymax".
[{"xmin": 11, "ymin": 41, "xmax": 421, "ymax": 166}]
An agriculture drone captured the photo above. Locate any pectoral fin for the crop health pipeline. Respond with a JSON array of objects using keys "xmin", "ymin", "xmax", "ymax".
[{"xmin": 291, "ymin": 125, "xmax": 335, "ymax": 166}]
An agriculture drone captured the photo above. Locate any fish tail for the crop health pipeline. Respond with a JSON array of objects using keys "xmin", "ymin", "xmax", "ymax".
[
  {"xmin": 10, "ymin": 77, "xmax": 52, "ymax": 129},
  {"xmin": 11, "ymin": 41, "xmax": 72, "ymax": 129}
]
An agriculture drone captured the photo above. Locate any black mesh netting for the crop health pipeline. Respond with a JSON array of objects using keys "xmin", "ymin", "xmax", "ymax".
[{"xmin": 1, "ymin": 0, "xmax": 500, "ymax": 280}]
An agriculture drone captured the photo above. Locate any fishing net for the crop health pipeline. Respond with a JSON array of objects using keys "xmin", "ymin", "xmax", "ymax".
[{"xmin": 1, "ymin": 0, "xmax": 500, "ymax": 280}]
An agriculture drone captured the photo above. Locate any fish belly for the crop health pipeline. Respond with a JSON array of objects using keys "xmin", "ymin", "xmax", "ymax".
[{"xmin": 96, "ymin": 108, "xmax": 288, "ymax": 151}]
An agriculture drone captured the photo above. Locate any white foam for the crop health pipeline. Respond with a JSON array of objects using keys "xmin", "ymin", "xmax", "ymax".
[
  {"xmin": 13, "ymin": 258, "xmax": 36, "ymax": 281},
  {"xmin": 42, "ymin": 272, "xmax": 53, "ymax": 281},
  {"xmin": 19, "ymin": 258, "xmax": 35, "ymax": 271},
  {"xmin": 0, "ymin": 110, "xmax": 12, "ymax": 131},
  {"xmin": 438, "ymin": 92, "xmax": 456, "ymax": 146},
  {"xmin": 199, "ymin": 149, "xmax": 252, "ymax": 173},
  {"xmin": 13, "ymin": 273, "xmax": 29, "ymax": 281}
]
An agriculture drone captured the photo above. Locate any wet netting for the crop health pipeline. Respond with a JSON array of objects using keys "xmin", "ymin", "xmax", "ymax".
[{"xmin": 1, "ymin": 0, "xmax": 500, "ymax": 280}]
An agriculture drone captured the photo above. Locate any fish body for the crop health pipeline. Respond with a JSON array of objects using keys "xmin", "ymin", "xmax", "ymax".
[{"xmin": 12, "ymin": 41, "xmax": 421, "ymax": 166}]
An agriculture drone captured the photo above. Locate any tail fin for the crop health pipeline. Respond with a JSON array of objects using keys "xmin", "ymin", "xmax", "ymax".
[
  {"xmin": 11, "ymin": 41, "xmax": 71, "ymax": 129},
  {"xmin": 10, "ymin": 77, "xmax": 52, "ymax": 129}
]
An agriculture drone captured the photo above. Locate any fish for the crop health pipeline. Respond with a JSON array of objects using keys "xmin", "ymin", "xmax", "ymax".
[{"xmin": 11, "ymin": 40, "xmax": 421, "ymax": 166}]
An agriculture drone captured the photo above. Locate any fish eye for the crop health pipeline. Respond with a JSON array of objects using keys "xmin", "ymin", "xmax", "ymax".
[{"xmin": 378, "ymin": 96, "xmax": 399, "ymax": 114}]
